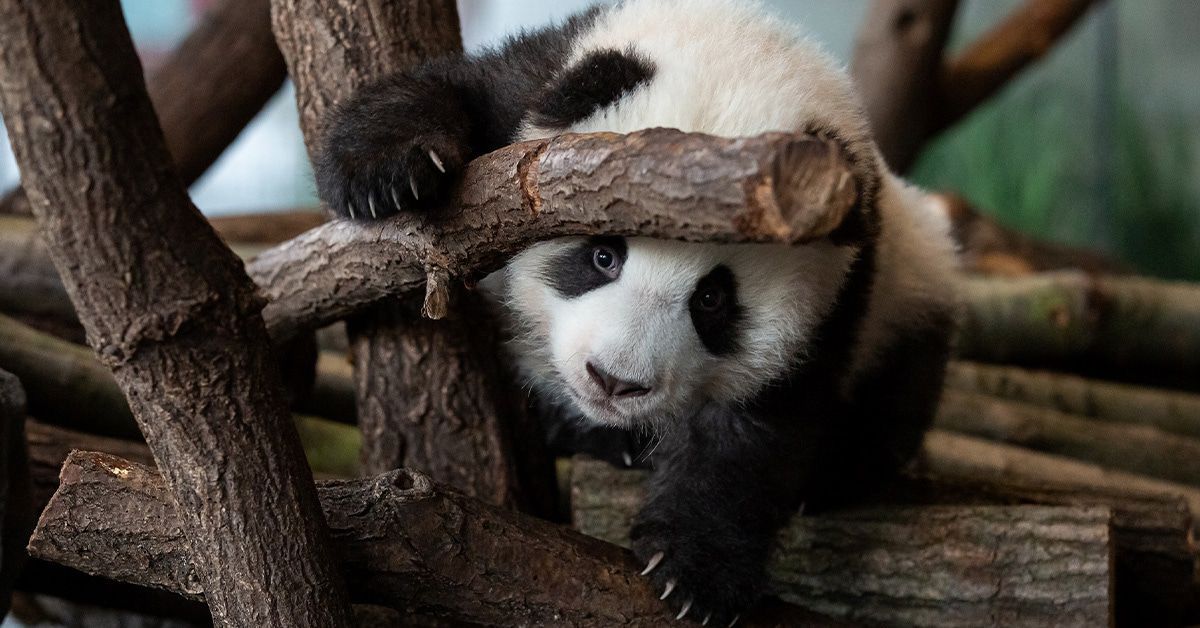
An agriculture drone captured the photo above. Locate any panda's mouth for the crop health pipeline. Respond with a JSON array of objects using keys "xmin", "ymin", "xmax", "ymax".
[{"xmin": 566, "ymin": 385, "xmax": 655, "ymax": 429}]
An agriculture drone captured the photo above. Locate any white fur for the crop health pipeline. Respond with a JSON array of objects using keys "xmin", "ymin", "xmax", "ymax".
[{"xmin": 484, "ymin": 0, "xmax": 958, "ymax": 429}]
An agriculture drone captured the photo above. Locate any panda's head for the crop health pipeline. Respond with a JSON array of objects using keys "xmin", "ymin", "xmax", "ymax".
[{"xmin": 499, "ymin": 236, "xmax": 853, "ymax": 430}]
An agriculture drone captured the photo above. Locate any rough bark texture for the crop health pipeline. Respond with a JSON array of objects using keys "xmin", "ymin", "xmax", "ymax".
[
  {"xmin": 31, "ymin": 451, "xmax": 835, "ymax": 627},
  {"xmin": 247, "ymin": 130, "xmax": 860, "ymax": 340},
  {"xmin": 851, "ymin": 0, "xmax": 960, "ymax": 171},
  {"xmin": 936, "ymin": 389, "xmax": 1200, "ymax": 486},
  {"xmin": 936, "ymin": 0, "xmax": 1102, "ymax": 136},
  {"xmin": 0, "ymin": 2, "xmax": 351, "ymax": 626},
  {"xmin": 268, "ymin": 0, "xmax": 547, "ymax": 512},
  {"xmin": 0, "ymin": 369, "xmax": 30, "ymax": 619},
  {"xmin": 957, "ymin": 271, "xmax": 1200, "ymax": 390},
  {"xmin": 569, "ymin": 458, "xmax": 1112, "ymax": 628},
  {"xmin": 947, "ymin": 361, "xmax": 1200, "ymax": 439},
  {"xmin": 0, "ymin": 0, "xmax": 286, "ymax": 217},
  {"xmin": 921, "ymin": 430, "xmax": 1200, "ymax": 519},
  {"xmin": 895, "ymin": 472, "xmax": 1199, "ymax": 626}
]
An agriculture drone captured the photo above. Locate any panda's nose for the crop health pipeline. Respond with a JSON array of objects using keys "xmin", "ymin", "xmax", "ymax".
[{"xmin": 586, "ymin": 362, "xmax": 651, "ymax": 398}]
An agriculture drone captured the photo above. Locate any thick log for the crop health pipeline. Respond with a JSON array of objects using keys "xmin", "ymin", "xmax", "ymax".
[
  {"xmin": 0, "ymin": 0, "xmax": 285, "ymax": 217},
  {"xmin": 851, "ymin": 0, "xmax": 960, "ymax": 171},
  {"xmin": 247, "ymin": 129, "xmax": 860, "ymax": 341},
  {"xmin": 936, "ymin": 389, "xmax": 1200, "ymax": 486},
  {"xmin": 569, "ymin": 458, "xmax": 1112, "ymax": 628},
  {"xmin": 30, "ymin": 451, "xmax": 835, "ymax": 627},
  {"xmin": 957, "ymin": 271, "xmax": 1200, "ymax": 390},
  {"xmin": 0, "ymin": 2, "xmax": 351, "ymax": 625},
  {"xmin": 921, "ymin": 430, "xmax": 1200, "ymax": 518},
  {"xmin": 209, "ymin": 209, "xmax": 325, "ymax": 244},
  {"xmin": 946, "ymin": 361, "xmax": 1200, "ymax": 439},
  {"xmin": 894, "ymin": 472, "xmax": 1199, "ymax": 625},
  {"xmin": 935, "ymin": 0, "xmax": 1102, "ymax": 137}
]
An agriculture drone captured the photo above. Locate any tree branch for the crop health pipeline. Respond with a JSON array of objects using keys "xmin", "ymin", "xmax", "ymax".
[
  {"xmin": 247, "ymin": 130, "xmax": 859, "ymax": 341},
  {"xmin": 935, "ymin": 0, "xmax": 1103, "ymax": 136},
  {"xmin": 0, "ymin": 1, "xmax": 351, "ymax": 625},
  {"xmin": 0, "ymin": 0, "xmax": 285, "ymax": 217},
  {"xmin": 30, "ymin": 451, "xmax": 838, "ymax": 628},
  {"xmin": 852, "ymin": 0, "xmax": 961, "ymax": 171}
]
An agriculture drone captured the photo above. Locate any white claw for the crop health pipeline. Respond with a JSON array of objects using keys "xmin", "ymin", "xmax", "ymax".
[
  {"xmin": 702, "ymin": 613, "xmax": 712, "ymax": 626},
  {"xmin": 409, "ymin": 173, "xmax": 420, "ymax": 200},
  {"xmin": 347, "ymin": 201, "xmax": 358, "ymax": 220},
  {"xmin": 660, "ymin": 579, "xmax": 676, "ymax": 600},
  {"xmin": 675, "ymin": 599, "xmax": 692, "ymax": 621},
  {"xmin": 622, "ymin": 451, "xmax": 633, "ymax": 467},
  {"xmin": 368, "ymin": 193, "xmax": 378, "ymax": 219},
  {"xmin": 641, "ymin": 551, "xmax": 664, "ymax": 576},
  {"xmin": 391, "ymin": 186, "xmax": 402, "ymax": 210},
  {"xmin": 727, "ymin": 614, "xmax": 740, "ymax": 627},
  {"xmin": 428, "ymin": 149, "xmax": 446, "ymax": 173}
]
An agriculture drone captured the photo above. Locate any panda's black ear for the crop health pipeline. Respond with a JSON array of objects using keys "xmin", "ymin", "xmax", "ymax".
[{"xmin": 531, "ymin": 48, "xmax": 655, "ymax": 129}]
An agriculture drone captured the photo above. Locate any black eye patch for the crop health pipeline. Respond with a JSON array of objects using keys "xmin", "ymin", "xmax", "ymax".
[
  {"xmin": 689, "ymin": 265, "xmax": 743, "ymax": 355},
  {"xmin": 541, "ymin": 236, "xmax": 628, "ymax": 298}
]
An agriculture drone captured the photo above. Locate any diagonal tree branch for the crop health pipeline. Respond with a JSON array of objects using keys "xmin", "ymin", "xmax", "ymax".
[
  {"xmin": 0, "ymin": 1, "xmax": 350, "ymax": 625},
  {"xmin": 0, "ymin": 0, "xmax": 285, "ymax": 217},
  {"xmin": 247, "ymin": 129, "xmax": 859, "ymax": 342},
  {"xmin": 31, "ymin": 451, "xmax": 841, "ymax": 628}
]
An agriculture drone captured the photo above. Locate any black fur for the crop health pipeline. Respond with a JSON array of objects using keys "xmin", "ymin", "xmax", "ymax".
[
  {"xmin": 688, "ymin": 265, "xmax": 743, "ymax": 356},
  {"xmin": 314, "ymin": 6, "xmax": 602, "ymax": 219},
  {"xmin": 540, "ymin": 235, "xmax": 628, "ymax": 298},
  {"xmin": 317, "ymin": 4, "xmax": 954, "ymax": 623},
  {"xmin": 531, "ymin": 48, "xmax": 655, "ymax": 128}
]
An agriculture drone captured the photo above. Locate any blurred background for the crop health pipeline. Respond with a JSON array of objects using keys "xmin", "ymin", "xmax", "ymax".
[{"xmin": 0, "ymin": 0, "xmax": 1195, "ymax": 279}]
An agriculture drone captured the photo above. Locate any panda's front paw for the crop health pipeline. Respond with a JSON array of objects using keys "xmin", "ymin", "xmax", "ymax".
[
  {"xmin": 314, "ymin": 133, "xmax": 464, "ymax": 221},
  {"xmin": 630, "ymin": 515, "xmax": 766, "ymax": 626}
]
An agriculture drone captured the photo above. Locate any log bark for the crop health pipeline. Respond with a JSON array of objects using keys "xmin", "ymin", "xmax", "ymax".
[
  {"xmin": 935, "ymin": 0, "xmax": 1102, "ymax": 137},
  {"xmin": 269, "ymin": 0, "xmax": 551, "ymax": 512},
  {"xmin": 957, "ymin": 271, "xmax": 1200, "ymax": 390},
  {"xmin": 852, "ymin": 0, "xmax": 960, "ymax": 172},
  {"xmin": 30, "ymin": 451, "xmax": 837, "ymax": 627},
  {"xmin": 0, "ymin": 2, "xmax": 351, "ymax": 625},
  {"xmin": 0, "ymin": 0, "xmax": 286, "ymax": 217},
  {"xmin": 921, "ymin": 430, "xmax": 1200, "ymax": 519},
  {"xmin": 946, "ymin": 361, "xmax": 1200, "ymax": 439},
  {"xmin": 894, "ymin": 472, "xmax": 1199, "ymax": 625},
  {"xmin": 247, "ymin": 129, "xmax": 861, "ymax": 341},
  {"xmin": 936, "ymin": 389, "xmax": 1200, "ymax": 486},
  {"xmin": 569, "ymin": 458, "xmax": 1112, "ymax": 628},
  {"xmin": 0, "ymin": 369, "xmax": 30, "ymax": 619}
]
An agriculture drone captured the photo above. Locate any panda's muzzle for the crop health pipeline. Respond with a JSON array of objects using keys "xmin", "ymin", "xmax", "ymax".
[{"xmin": 586, "ymin": 361, "xmax": 652, "ymax": 399}]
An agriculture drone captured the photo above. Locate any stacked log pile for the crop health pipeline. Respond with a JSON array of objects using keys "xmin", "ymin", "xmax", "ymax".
[{"xmin": 0, "ymin": 0, "xmax": 1195, "ymax": 627}]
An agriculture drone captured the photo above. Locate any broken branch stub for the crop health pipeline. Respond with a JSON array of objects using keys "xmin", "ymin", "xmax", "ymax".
[{"xmin": 248, "ymin": 129, "xmax": 859, "ymax": 339}]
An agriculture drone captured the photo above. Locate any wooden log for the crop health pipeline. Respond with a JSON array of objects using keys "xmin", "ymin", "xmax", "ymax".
[
  {"xmin": 209, "ymin": 209, "xmax": 325, "ymax": 244},
  {"xmin": 852, "ymin": 0, "xmax": 960, "ymax": 172},
  {"xmin": 957, "ymin": 271, "xmax": 1200, "ymax": 390},
  {"xmin": 893, "ymin": 472, "xmax": 1199, "ymax": 626},
  {"xmin": 246, "ymin": 129, "xmax": 861, "ymax": 341},
  {"xmin": 0, "ymin": 1, "xmax": 352, "ymax": 624},
  {"xmin": 921, "ymin": 430, "xmax": 1200, "ymax": 518},
  {"xmin": 0, "ymin": 0, "xmax": 285, "ymax": 218},
  {"xmin": 568, "ymin": 458, "xmax": 1112, "ymax": 627},
  {"xmin": 936, "ymin": 389, "xmax": 1200, "ymax": 486},
  {"xmin": 30, "ymin": 451, "xmax": 837, "ymax": 627},
  {"xmin": 946, "ymin": 361, "xmax": 1200, "ymax": 439}
]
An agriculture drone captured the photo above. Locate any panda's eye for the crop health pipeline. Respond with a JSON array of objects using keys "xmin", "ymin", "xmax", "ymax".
[
  {"xmin": 697, "ymin": 288, "xmax": 725, "ymax": 311},
  {"xmin": 592, "ymin": 245, "xmax": 621, "ymax": 277}
]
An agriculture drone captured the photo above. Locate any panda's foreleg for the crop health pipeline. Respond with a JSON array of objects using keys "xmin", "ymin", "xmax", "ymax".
[{"xmin": 630, "ymin": 404, "xmax": 817, "ymax": 625}]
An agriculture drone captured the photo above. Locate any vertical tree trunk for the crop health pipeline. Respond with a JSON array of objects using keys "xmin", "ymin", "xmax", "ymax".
[
  {"xmin": 271, "ymin": 0, "xmax": 554, "ymax": 514},
  {"xmin": 0, "ymin": 2, "xmax": 351, "ymax": 625},
  {"xmin": 852, "ymin": 0, "xmax": 960, "ymax": 172}
]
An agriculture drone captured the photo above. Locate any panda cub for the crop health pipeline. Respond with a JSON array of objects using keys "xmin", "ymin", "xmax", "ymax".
[{"xmin": 316, "ymin": 0, "xmax": 958, "ymax": 623}]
